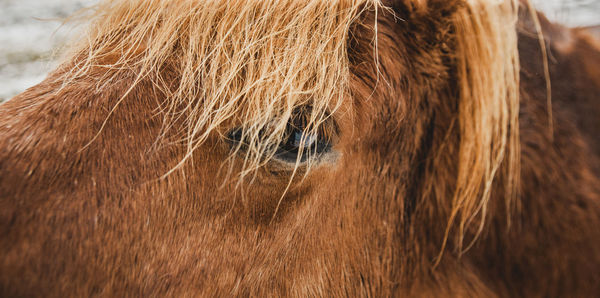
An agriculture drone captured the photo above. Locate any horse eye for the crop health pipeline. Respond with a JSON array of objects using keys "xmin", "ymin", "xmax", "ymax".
[
  {"xmin": 226, "ymin": 123, "xmax": 332, "ymax": 164},
  {"xmin": 274, "ymin": 125, "xmax": 330, "ymax": 163}
]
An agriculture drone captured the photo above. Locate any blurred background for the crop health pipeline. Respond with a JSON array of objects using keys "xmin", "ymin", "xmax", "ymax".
[{"xmin": 0, "ymin": 0, "xmax": 599, "ymax": 101}]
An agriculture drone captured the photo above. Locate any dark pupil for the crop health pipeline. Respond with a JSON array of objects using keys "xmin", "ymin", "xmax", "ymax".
[
  {"xmin": 227, "ymin": 110, "xmax": 332, "ymax": 164},
  {"xmin": 279, "ymin": 130, "xmax": 308, "ymax": 152},
  {"xmin": 275, "ymin": 125, "xmax": 328, "ymax": 163}
]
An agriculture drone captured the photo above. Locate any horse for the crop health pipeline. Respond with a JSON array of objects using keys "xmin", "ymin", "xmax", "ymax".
[{"xmin": 1, "ymin": 0, "xmax": 598, "ymax": 296}]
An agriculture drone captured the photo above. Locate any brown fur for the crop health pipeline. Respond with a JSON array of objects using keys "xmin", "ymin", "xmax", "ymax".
[{"xmin": 1, "ymin": 0, "xmax": 599, "ymax": 296}]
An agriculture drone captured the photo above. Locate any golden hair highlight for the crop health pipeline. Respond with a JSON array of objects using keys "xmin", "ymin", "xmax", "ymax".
[
  {"xmin": 437, "ymin": 0, "xmax": 520, "ymax": 260},
  {"xmin": 59, "ymin": 0, "xmax": 382, "ymax": 178}
]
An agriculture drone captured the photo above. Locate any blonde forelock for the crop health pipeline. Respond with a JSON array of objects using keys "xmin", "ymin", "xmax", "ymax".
[{"xmin": 61, "ymin": 0, "xmax": 382, "ymax": 178}]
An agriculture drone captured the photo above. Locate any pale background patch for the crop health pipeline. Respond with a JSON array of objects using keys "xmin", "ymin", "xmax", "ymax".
[
  {"xmin": 0, "ymin": 0, "xmax": 598, "ymax": 101},
  {"xmin": 0, "ymin": 0, "xmax": 94, "ymax": 101}
]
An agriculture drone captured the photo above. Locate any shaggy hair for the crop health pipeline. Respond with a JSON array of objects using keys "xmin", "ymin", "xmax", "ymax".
[
  {"xmin": 59, "ymin": 0, "xmax": 520, "ymax": 250},
  {"xmin": 62, "ymin": 0, "xmax": 381, "ymax": 176},
  {"xmin": 436, "ymin": 0, "xmax": 520, "ymax": 254}
]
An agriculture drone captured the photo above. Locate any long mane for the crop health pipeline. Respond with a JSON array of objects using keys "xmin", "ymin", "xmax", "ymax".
[{"xmin": 440, "ymin": 0, "xmax": 520, "ymax": 254}]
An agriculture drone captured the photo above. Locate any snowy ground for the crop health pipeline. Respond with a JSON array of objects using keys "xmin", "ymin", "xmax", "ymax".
[
  {"xmin": 1, "ymin": 0, "xmax": 599, "ymax": 101},
  {"xmin": 0, "ymin": 0, "xmax": 95, "ymax": 101},
  {"xmin": 533, "ymin": 0, "xmax": 600, "ymax": 27}
]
